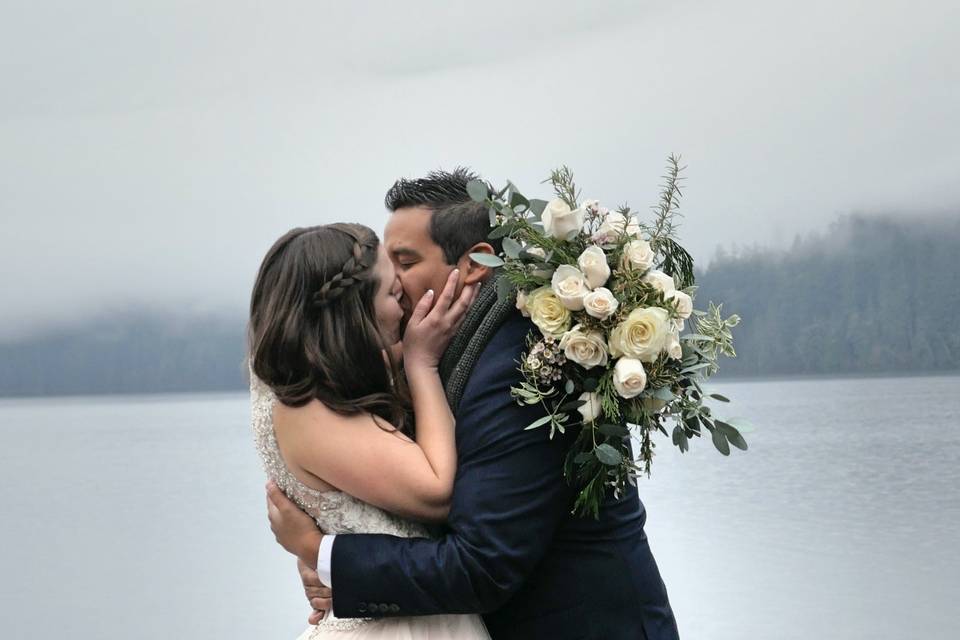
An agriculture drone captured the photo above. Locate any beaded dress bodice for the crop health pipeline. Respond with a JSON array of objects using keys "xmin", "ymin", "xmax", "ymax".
[
  {"xmin": 251, "ymin": 371, "xmax": 430, "ymax": 539},
  {"xmin": 250, "ymin": 371, "xmax": 430, "ymax": 633}
]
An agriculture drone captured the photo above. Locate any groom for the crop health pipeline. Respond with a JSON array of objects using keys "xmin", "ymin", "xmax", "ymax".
[{"xmin": 266, "ymin": 168, "xmax": 679, "ymax": 639}]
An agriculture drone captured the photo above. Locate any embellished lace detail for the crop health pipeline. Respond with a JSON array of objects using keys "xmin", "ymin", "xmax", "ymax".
[{"xmin": 251, "ymin": 368, "xmax": 430, "ymax": 632}]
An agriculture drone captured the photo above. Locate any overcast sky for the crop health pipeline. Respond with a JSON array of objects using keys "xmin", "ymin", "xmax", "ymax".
[{"xmin": 1, "ymin": 0, "xmax": 957, "ymax": 339}]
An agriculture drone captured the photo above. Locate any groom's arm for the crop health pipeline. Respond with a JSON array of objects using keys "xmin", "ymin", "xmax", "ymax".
[{"xmin": 329, "ymin": 360, "xmax": 575, "ymax": 617}]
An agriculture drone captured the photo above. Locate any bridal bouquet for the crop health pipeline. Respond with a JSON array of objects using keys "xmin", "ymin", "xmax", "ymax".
[{"xmin": 467, "ymin": 158, "xmax": 748, "ymax": 517}]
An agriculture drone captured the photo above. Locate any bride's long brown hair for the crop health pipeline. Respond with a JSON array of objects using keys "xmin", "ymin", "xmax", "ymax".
[{"xmin": 248, "ymin": 223, "xmax": 411, "ymax": 433}]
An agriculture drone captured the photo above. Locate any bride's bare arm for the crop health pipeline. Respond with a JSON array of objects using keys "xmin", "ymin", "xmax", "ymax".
[{"xmin": 280, "ymin": 271, "xmax": 474, "ymax": 523}]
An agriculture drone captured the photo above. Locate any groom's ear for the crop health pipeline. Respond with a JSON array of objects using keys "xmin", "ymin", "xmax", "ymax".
[{"xmin": 457, "ymin": 242, "xmax": 496, "ymax": 285}]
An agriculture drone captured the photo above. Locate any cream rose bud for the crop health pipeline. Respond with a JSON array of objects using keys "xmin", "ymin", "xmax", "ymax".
[
  {"xmin": 541, "ymin": 198, "xmax": 585, "ymax": 240},
  {"xmin": 551, "ymin": 265, "xmax": 591, "ymax": 310},
  {"xmin": 516, "ymin": 290, "xmax": 530, "ymax": 317},
  {"xmin": 666, "ymin": 330, "xmax": 682, "ymax": 360},
  {"xmin": 577, "ymin": 245, "xmax": 611, "ymax": 288},
  {"xmin": 559, "ymin": 325, "xmax": 609, "ymax": 369},
  {"xmin": 577, "ymin": 392, "xmax": 603, "ymax": 423},
  {"xmin": 620, "ymin": 238, "xmax": 655, "ymax": 272},
  {"xmin": 642, "ymin": 269, "xmax": 676, "ymax": 295},
  {"xmin": 583, "ymin": 287, "xmax": 619, "ymax": 320},
  {"xmin": 612, "ymin": 358, "xmax": 648, "ymax": 399},
  {"xmin": 526, "ymin": 286, "xmax": 572, "ymax": 336},
  {"xmin": 596, "ymin": 211, "xmax": 641, "ymax": 242},
  {"xmin": 608, "ymin": 306, "xmax": 671, "ymax": 362},
  {"xmin": 665, "ymin": 290, "xmax": 692, "ymax": 319},
  {"xmin": 672, "ymin": 317, "xmax": 685, "ymax": 333}
]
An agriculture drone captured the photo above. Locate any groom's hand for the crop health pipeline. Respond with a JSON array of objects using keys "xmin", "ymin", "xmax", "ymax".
[
  {"xmin": 266, "ymin": 480, "xmax": 322, "ymax": 568},
  {"xmin": 299, "ymin": 559, "xmax": 332, "ymax": 625}
]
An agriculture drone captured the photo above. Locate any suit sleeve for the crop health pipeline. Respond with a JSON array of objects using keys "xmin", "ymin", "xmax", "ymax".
[{"xmin": 329, "ymin": 334, "xmax": 575, "ymax": 617}]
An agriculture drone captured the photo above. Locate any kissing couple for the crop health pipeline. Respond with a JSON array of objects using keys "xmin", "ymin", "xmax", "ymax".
[{"xmin": 249, "ymin": 168, "xmax": 679, "ymax": 639}]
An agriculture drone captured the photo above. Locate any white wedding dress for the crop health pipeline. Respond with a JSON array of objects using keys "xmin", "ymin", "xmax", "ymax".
[{"xmin": 251, "ymin": 373, "xmax": 490, "ymax": 639}]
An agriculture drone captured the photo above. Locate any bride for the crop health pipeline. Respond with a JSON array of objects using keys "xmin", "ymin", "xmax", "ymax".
[{"xmin": 248, "ymin": 222, "xmax": 487, "ymax": 638}]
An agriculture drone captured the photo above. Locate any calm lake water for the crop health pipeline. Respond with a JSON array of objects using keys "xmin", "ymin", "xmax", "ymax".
[{"xmin": 1, "ymin": 374, "xmax": 958, "ymax": 639}]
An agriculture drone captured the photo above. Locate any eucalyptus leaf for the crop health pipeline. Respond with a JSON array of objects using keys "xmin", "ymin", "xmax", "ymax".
[
  {"xmin": 652, "ymin": 386, "xmax": 675, "ymax": 401},
  {"xmin": 524, "ymin": 415, "xmax": 553, "ymax": 430},
  {"xmin": 467, "ymin": 180, "xmax": 488, "ymax": 203},
  {"xmin": 488, "ymin": 223, "xmax": 514, "ymax": 240},
  {"xmin": 711, "ymin": 428, "xmax": 730, "ymax": 456},
  {"xmin": 716, "ymin": 420, "xmax": 748, "ymax": 450},
  {"xmin": 564, "ymin": 379, "xmax": 576, "ymax": 395},
  {"xmin": 509, "ymin": 190, "xmax": 529, "ymax": 209},
  {"xmin": 672, "ymin": 425, "xmax": 682, "ymax": 446},
  {"xmin": 502, "ymin": 237, "xmax": 522, "ymax": 259},
  {"xmin": 496, "ymin": 277, "xmax": 514, "ymax": 302},
  {"xmin": 528, "ymin": 199, "xmax": 548, "ymax": 217},
  {"xmin": 598, "ymin": 423, "xmax": 630, "ymax": 438},
  {"xmin": 582, "ymin": 378, "xmax": 599, "ymax": 392},
  {"xmin": 709, "ymin": 393, "xmax": 730, "ymax": 402},
  {"xmin": 595, "ymin": 443, "xmax": 623, "ymax": 466},
  {"xmin": 681, "ymin": 334, "xmax": 715, "ymax": 342},
  {"xmin": 469, "ymin": 253, "xmax": 505, "ymax": 268}
]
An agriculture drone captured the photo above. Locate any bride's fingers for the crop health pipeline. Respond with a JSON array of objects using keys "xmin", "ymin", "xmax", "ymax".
[
  {"xmin": 308, "ymin": 608, "xmax": 325, "ymax": 625},
  {"xmin": 408, "ymin": 288, "xmax": 435, "ymax": 326},
  {"xmin": 430, "ymin": 268, "xmax": 460, "ymax": 315}
]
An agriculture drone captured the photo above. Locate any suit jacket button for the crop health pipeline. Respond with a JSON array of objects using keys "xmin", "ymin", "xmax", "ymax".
[
  {"xmin": 379, "ymin": 603, "xmax": 389, "ymax": 613},
  {"xmin": 358, "ymin": 602, "xmax": 367, "ymax": 613},
  {"xmin": 389, "ymin": 604, "xmax": 400, "ymax": 613}
]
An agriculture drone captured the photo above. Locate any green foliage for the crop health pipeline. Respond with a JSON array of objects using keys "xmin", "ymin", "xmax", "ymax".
[
  {"xmin": 544, "ymin": 166, "xmax": 581, "ymax": 209},
  {"xmin": 642, "ymin": 154, "xmax": 685, "ymax": 252},
  {"xmin": 697, "ymin": 214, "xmax": 960, "ymax": 376}
]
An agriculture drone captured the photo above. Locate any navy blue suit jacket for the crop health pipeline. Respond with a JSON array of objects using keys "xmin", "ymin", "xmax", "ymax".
[{"xmin": 331, "ymin": 312, "xmax": 679, "ymax": 639}]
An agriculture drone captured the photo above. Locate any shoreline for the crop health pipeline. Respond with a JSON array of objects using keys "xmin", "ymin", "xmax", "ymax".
[{"xmin": 0, "ymin": 369, "xmax": 957, "ymax": 403}]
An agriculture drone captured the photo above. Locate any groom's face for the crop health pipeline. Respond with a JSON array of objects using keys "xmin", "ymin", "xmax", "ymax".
[{"xmin": 383, "ymin": 206, "xmax": 460, "ymax": 322}]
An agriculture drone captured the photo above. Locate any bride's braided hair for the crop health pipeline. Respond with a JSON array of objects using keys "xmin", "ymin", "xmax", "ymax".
[{"xmin": 311, "ymin": 234, "xmax": 378, "ymax": 309}]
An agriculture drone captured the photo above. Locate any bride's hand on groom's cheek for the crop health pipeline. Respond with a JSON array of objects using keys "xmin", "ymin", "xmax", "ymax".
[{"xmin": 266, "ymin": 480, "xmax": 324, "ymax": 568}]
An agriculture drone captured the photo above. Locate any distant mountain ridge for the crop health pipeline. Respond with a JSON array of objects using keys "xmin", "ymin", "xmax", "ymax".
[
  {"xmin": 695, "ymin": 214, "xmax": 960, "ymax": 377},
  {"xmin": 1, "ymin": 214, "xmax": 957, "ymax": 397}
]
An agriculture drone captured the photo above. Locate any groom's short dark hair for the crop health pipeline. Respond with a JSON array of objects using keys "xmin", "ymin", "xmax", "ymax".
[{"xmin": 384, "ymin": 167, "xmax": 500, "ymax": 264}]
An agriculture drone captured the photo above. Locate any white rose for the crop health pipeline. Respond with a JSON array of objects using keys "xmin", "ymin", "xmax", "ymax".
[
  {"xmin": 559, "ymin": 325, "xmax": 609, "ymax": 369},
  {"xmin": 672, "ymin": 317, "xmax": 685, "ymax": 333},
  {"xmin": 666, "ymin": 330, "xmax": 682, "ymax": 360},
  {"xmin": 664, "ymin": 290, "xmax": 692, "ymax": 319},
  {"xmin": 577, "ymin": 392, "xmax": 602, "ymax": 423},
  {"xmin": 583, "ymin": 287, "xmax": 620, "ymax": 320},
  {"xmin": 516, "ymin": 290, "xmax": 530, "ymax": 317},
  {"xmin": 577, "ymin": 245, "xmax": 611, "ymax": 289},
  {"xmin": 551, "ymin": 265, "xmax": 591, "ymax": 310},
  {"xmin": 612, "ymin": 358, "xmax": 648, "ymax": 399},
  {"xmin": 642, "ymin": 270, "xmax": 676, "ymax": 295},
  {"xmin": 541, "ymin": 198, "xmax": 585, "ymax": 240},
  {"xmin": 620, "ymin": 239, "xmax": 655, "ymax": 272},
  {"xmin": 594, "ymin": 211, "xmax": 641, "ymax": 243},
  {"xmin": 608, "ymin": 306, "xmax": 671, "ymax": 362}
]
